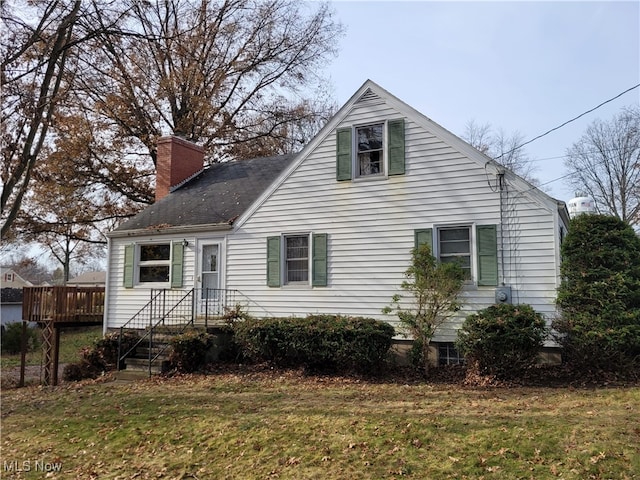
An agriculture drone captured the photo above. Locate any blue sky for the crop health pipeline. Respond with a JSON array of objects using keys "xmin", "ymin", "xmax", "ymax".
[{"xmin": 324, "ymin": 0, "xmax": 640, "ymax": 202}]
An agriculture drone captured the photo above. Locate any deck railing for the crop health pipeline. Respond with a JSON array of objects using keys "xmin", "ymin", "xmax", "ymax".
[{"xmin": 22, "ymin": 286, "xmax": 105, "ymax": 323}]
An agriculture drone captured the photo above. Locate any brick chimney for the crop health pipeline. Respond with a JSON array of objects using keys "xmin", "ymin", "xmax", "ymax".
[{"xmin": 155, "ymin": 135, "xmax": 205, "ymax": 202}]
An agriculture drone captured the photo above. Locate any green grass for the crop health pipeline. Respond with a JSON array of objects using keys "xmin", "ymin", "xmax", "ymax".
[
  {"xmin": 1, "ymin": 326, "xmax": 103, "ymax": 369},
  {"xmin": 1, "ymin": 372, "xmax": 639, "ymax": 479}
]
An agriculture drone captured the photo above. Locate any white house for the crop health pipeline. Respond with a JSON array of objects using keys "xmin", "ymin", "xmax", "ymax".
[
  {"xmin": 104, "ymin": 80, "xmax": 569, "ymax": 362},
  {"xmin": 1, "ymin": 267, "xmax": 33, "ymax": 289}
]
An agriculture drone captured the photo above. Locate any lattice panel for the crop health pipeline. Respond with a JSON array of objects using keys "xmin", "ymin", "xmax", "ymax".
[{"xmin": 41, "ymin": 321, "xmax": 54, "ymax": 386}]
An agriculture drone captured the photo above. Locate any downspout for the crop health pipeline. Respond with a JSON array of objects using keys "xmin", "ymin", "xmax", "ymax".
[{"xmin": 103, "ymin": 236, "xmax": 111, "ymax": 335}]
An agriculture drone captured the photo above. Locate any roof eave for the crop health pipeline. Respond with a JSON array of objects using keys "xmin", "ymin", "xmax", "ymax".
[{"xmin": 107, "ymin": 222, "xmax": 233, "ymax": 238}]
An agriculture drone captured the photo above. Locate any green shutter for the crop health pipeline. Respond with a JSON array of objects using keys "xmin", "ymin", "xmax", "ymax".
[
  {"xmin": 312, "ymin": 233, "xmax": 328, "ymax": 287},
  {"xmin": 414, "ymin": 228, "xmax": 433, "ymax": 255},
  {"xmin": 171, "ymin": 241, "xmax": 184, "ymax": 288},
  {"xmin": 388, "ymin": 118, "xmax": 405, "ymax": 175},
  {"xmin": 336, "ymin": 127, "xmax": 352, "ymax": 181},
  {"xmin": 267, "ymin": 236, "xmax": 281, "ymax": 287},
  {"xmin": 123, "ymin": 244, "xmax": 135, "ymax": 288},
  {"xmin": 476, "ymin": 225, "xmax": 498, "ymax": 286}
]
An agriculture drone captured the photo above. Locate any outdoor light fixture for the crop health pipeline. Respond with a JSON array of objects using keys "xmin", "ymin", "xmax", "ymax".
[{"xmin": 182, "ymin": 239, "xmax": 189, "ymax": 247}]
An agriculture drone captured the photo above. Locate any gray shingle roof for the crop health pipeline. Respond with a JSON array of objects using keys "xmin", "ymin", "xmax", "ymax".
[{"xmin": 116, "ymin": 154, "xmax": 296, "ymax": 231}]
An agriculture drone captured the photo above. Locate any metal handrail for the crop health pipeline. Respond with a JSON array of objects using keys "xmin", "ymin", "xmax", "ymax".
[
  {"xmin": 117, "ymin": 289, "xmax": 194, "ymax": 369},
  {"xmin": 117, "ymin": 290, "xmax": 165, "ymax": 368},
  {"xmin": 117, "ymin": 288, "xmax": 241, "ymax": 373}
]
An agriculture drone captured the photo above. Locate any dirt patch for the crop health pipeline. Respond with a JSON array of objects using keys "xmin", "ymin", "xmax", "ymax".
[{"xmin": 1, "ymin": 364, "xmax": 68, "ymax": 389}]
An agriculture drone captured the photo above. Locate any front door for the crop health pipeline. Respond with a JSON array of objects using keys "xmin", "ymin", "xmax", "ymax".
[{"xmin": 198, "ymin": 243, "xmax": 220, "ymax": 317}]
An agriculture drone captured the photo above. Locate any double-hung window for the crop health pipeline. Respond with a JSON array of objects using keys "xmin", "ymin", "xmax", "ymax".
[
  {"xmin": 336, "ymin": 119, "xmax": 405, "ymax": 181},
  {"xmin": 123, "ymin": 241, "xmax": 185, "ymax": 288},
  {"xmin": 438, "ymin": 227, "xmax": 472, "ymax": 279},
  {"xmin": 356, "ymin": 124, "xmax": 384, "ymax": 176},
  {"xmin": 138, "ymin": 244, "xmax": 171, "ymax": 283},
  {"xmin": 414, "ymin": 225, "xmax": 498, "ymax": 286},
  {"xmin": 285, "ymin": 235, "xmax": 309, "ymax": 283},
  {"xmin": 267, "ymin": 233, "xmax": 327, "ymax": 287}
]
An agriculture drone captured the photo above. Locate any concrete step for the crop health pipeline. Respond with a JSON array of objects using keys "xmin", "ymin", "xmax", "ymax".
[
  {"xmin": 136, "ymin": 345, "xmax": 172, "ymax": 357},
  {"xmin": 112, "ymin": 369, "xmax": 152, "ymax": 383},
  {"xmin": 124, "ymin": 357, "xmax": 170, "ymax": 374},
  {"xmin": 150, "ymin": 323, "xmax": 202, "ymax": 334}
]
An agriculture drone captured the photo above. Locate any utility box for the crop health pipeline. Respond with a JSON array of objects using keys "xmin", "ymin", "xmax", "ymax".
[{"xmin": 495, "ymin": 286, "xmax": 512, "ymax": 304}]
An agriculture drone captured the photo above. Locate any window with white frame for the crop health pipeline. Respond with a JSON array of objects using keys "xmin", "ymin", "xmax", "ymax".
[
  {"xmin": 438, "ymin": 343, "xmax": 465, "ymax": 366},
  {"xmin": 138, "ymin": 244, "xmax": 171, "ymax": 283},
  {"xmin": 415, "ymin": 225, "xmax": 498, "ymax": 286},
  {"xmin": 267, "ymin": 233, "xmax": 327, "ymax": 288},
  {"xmin": 285, "ymin": 235, "xmax": 309, "ymax": 283},
  {"xmin": 438, "ymin": 226, "xmax": 472, "ymax": 279},
  {"xmin": 336, "ymin": 119, "xmax": 405, "ymax": 181},
  {"xmin": 356, "ymin": 123, "xmax": 384, "ymax": 177}
]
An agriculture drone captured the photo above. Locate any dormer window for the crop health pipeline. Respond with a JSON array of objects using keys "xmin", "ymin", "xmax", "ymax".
[{"xmin": 336, "ymin": 118, "xmax": 405, "ymax": 181}]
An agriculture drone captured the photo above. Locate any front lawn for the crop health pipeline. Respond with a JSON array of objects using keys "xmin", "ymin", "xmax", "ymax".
[{"xmin": 1, "ymin": 370, "xmax": 638, "ymax": 479}]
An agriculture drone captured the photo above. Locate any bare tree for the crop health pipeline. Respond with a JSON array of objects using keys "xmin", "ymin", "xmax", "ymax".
[
  {"xmin": 1, "ymin": 1, "xmax": 82, "ymax": 239},
  {"xmin": 3, "ymin": 0, "xmax": 342, "ymax": 248},
  {"xmin": 0, "ymin": 1, "xmax": 129, "ymax": 239},
  {"xmin": 79, "ymin": 0, "xmax": 342, "ymax": 167},
  {"xmin": 564, "ymin": 106, "xmax": 640, "ymax": 226},
  {"xmin": 463, "ymin": 120, "xmax": 540, "ymax": 185}
]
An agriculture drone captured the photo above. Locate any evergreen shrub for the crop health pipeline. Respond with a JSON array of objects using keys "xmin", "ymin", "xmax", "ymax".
[
  {"xmin": 169, "ymin": 331, "xmax": 213, "ymax": 373},
  {"xmin": 62, "ymin": 331, "xmax": 139, "ymax": 382},
  {"xmin": 234, "ymin": 314, "xmax": 395, "ymax": 373},
  {"xmin": 456, "ymin": 303, "xmax": 547, "ymax": 378},
  {"xmin": 554, "ymin": 214, "xmax": 640, "ymax": 372},
  {"xmin": 1, "ymin": 322, "xmax": 40, "ymax": 354}
]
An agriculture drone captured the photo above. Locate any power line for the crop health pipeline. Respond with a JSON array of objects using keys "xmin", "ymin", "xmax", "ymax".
[
  {"xmin": 529, "ymin": 145, "xmax": 631, "ymax": 164},
  {"xmin": 494, "ymin": 83, "xmax": 640, "ymax": 161}
]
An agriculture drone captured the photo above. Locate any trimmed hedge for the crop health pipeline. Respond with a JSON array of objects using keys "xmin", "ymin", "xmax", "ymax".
[
  {"xmin": 456, "ymin": 303, "xmax": 547, "ymax": 378},
  {"xmin": 234, "ymin": 314, "xmax": 395, "ymax": 373},
  {"xmin": 169, "ymin": 331, "xmax": 213, "ymax": 373}
]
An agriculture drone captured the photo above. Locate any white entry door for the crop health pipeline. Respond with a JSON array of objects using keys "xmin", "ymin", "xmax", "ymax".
[{"xmin": 198, "ymin": 243, "xmax": 220, "ymax": 316}]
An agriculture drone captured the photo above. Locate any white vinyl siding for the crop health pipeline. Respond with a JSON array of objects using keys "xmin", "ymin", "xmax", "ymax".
[
  {"xmin": 226, "ymin": 95, "xmax": 561, "ymax": 341},
  {"xmin": 106, "ymin": 83, "xmax": 563, "ymax": 342},
  {"xmin": 106, "ymin": 233, "xmax": 199, "ymax": 328}
]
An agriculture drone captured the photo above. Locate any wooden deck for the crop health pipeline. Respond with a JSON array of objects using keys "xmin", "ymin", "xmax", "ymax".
[
  {"xmin": 19, "ymin": 286, "xmax": 105, "ymax": 387},
  {"xmin": 22, "ymin": 286, "xmax": 104, "ymax": 325}
]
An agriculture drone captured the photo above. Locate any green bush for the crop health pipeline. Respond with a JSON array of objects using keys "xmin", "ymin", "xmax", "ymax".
[
  {"xmin": 62, "ymin": 346, "xmax": 103, "ymax": 381},
  {"xmin": 1, "ymin": 322, "xmax": 40, "ymax": 354},
  {"xmin": 383, "ymin": 243, "xmax": 465, "ymax": 373},
  {"xmin": 169, "ymin": 330, "xmax": 213, "ymax": 373},
  {"xmin": 61, "ymin": 362, "xmax": 89, "ymax": 382},
  {"xmin": 95, "ymin": 331, "xmax": 140, "ymax": 370},
  {"xmin": 234, "ymin": 315, "xmax": 395, "ymax": 374},
  {"xmin": 62, "ymin": 331, "xmax": 140, "ymax": 382},
  {"xmin": 554, "ymin": 214, "xmax": 640, "ymax": 372},
  {"xmin": 456, "ymin": 303, "xmax": 547, "ymax": 378}
]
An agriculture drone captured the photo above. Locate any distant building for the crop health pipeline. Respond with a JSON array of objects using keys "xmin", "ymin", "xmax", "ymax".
[
  {"xmin": 1, "ymin": 287, "xmax": 23, "ymax": 326},
  {"xmin": 0, "ymin": 268, "xmax": 33, "ymax": 289},
  {"xmin": 66, "ymin": 271, "xmax": 106, "ymax": 287}
]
